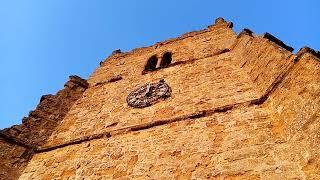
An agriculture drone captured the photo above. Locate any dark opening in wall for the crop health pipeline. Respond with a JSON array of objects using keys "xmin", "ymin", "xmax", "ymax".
[
  {"xmin": 145, "ymin": 55, "xmax": 158, "ymax": 71},
  {"xmin": 160, "ymin": 52, "xmax": 172, "ymax": 68}
]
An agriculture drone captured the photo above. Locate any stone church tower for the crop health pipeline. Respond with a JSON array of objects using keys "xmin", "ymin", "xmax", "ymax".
[{"xmin": 1, "ymin": 18, "xmax": 319, "ymax": 179}]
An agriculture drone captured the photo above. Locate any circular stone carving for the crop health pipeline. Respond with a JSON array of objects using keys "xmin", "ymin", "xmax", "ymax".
[{"xmin": 127, "ymin": 80, "xmax": 171, "ymax": 108}]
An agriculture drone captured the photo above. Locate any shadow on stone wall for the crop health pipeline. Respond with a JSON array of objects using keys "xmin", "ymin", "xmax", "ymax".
[{"xmin": 0, "ymin": 75, "xmax": 88, "ymax": 180}]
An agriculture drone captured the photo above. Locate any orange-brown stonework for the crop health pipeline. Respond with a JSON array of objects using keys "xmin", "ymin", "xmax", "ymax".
[
  {"xmin": 1, "ymin": 18, "xmax": 319, "ymax": 179},
  {"xmin": 0, "ymin": 76, "xmax": 88, "ymax": 180}
]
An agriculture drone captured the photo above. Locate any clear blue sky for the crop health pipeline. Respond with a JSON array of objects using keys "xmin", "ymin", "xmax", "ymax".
[{"xmin": 0, "ymin": 0, "xmax": 319, "ymax": 129}]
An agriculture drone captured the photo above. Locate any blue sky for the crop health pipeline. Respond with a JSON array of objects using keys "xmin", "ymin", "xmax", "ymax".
[{"xmin": 0, "ymin": 0, "xmax": 319, "ymax": 129}]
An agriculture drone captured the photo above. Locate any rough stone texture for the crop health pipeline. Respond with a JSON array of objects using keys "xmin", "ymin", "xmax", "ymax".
[
  {"xmin": 0, "ymin": 76, "xmax": 88, "ymax": 180},
  {"xmin": 231, "ymin": 33, "xmax": 295, "ymax": 95},
  {"xmin": 44, "ymin": 20, "xmax": 246, "ymax": 147},
  {"xmin": 0, "ymin": 137, "xmax": 31, "ymax": 180},
  {"xmin": 1, "ymin": 18, "xmax": 320, "ymax": 179},
  {"xmin": 266, "ymin": 53, "xmax": 320, "ymax": 180}
]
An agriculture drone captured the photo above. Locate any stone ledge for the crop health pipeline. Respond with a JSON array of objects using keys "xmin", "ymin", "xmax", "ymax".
[
  {"xmin": 262, "ymin": 32, "xmax": 294, "ymax": 52},
  {"xmin": 36, "ymin": 98, "xmax": 261, "ymax": 152},
  {"xmin": 0, "ymin": 132, "xmax": 36, "ymax": 150},
  {"xmin": 66, "ymin": 75, "xmax": 89, "ymax": 89},
  {"xmin": 238, "ymin": 28, "xmax": 254, "ymax": 38},
  {"xmin": 92, "ymin": 75, "xmax": 123, "ymax": 87},
  {"xmin": 296, "ymin": 46, "xmax": 320, "ymax": 60}
]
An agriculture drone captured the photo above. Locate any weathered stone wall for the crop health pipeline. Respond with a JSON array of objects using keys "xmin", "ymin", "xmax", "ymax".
[
  {"xmin": 268, "ymin": 51, "xmax": 320, "ymax": 137},
  {"xmin": 266, "ymin": 52, "xmax": 320, "ymax": 180},
  {"xmin": 2, "ymin": 17, "xmax": 320, "ymax": 179},
  {"xmin": 231, "ymin": 31, "xmax": 295, "ymax": 96},
  {"xmin": 0, "ymin": 137, "xmax": 31, "ymax": 180},
  {"xmin": 19, "ymin": 81, "xmax": 320, "ymax": 179},
  {"xmin": 0, "ymin": 76, "xmax": 88, "ymax": 180},
  {"xmin": 19, "ymin": 106, "xmax": 279, "ymax": 179},
  {"xmin": 20, "ymin": 50, "xmax": 320, "ymax": 179},
  {"xmin": 43, "ymin": 19, "xmax": 248, "ymax": 147}
]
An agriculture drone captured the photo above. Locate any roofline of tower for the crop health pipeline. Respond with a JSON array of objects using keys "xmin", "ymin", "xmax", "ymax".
[
  {"xmin": 100, "ymin": 17, "xmax": 234, "ymax": 66},
  {"xmin": 102, "ymin": 17, "xmax": 319, "ymax": 67}
]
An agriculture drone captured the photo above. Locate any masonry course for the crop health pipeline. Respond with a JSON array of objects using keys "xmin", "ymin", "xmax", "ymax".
[{"xmin": 1, "ymin": 17, "xmax": 319, "ymax": 179}]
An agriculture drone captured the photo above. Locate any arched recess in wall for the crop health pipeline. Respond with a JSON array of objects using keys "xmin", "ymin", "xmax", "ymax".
[
  {"xmin": 160, "ymin": 52, "xmax": 172, "ymax": 68},
  {"xmin": 144, "ymin": 55, "xmax": 158, "ymax": 71}
]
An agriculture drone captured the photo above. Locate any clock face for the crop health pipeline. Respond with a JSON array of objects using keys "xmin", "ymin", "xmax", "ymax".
[{"xmin": 127, "ymin": 80, "xmax": 171, "ymax": 108}]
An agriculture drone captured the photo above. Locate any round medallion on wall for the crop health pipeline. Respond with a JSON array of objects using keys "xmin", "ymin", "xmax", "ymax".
[{"xmin": 127, "ymin": 79, "xmax": 171, "ymax": 108}]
